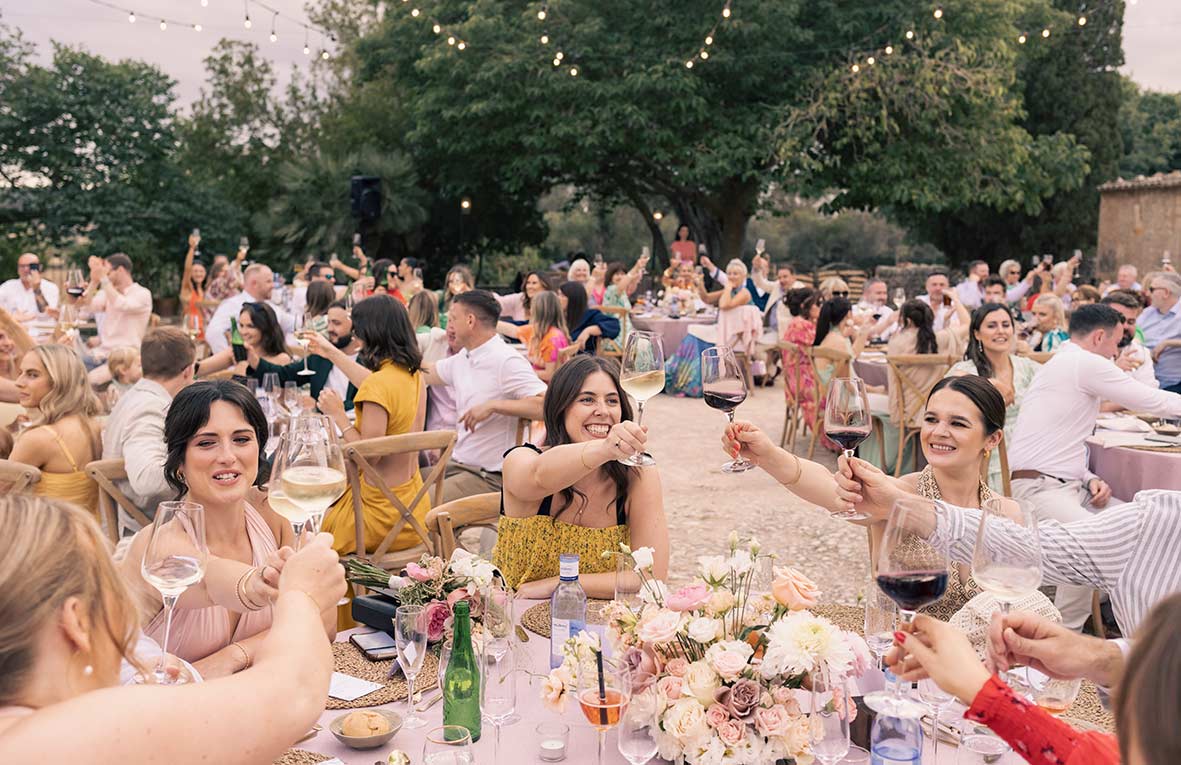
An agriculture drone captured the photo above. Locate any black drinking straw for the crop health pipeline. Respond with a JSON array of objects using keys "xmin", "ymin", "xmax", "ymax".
[{"xmin": 595, "ymin": 650, "xmax": 608, "ymax": 726}]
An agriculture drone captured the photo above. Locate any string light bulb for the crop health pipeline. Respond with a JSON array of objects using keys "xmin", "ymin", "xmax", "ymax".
[
  {"xmin": 553, "ymin": 57, "xmax": 560, "ymax": 66},
  {"xmin": 128, "ymin": 11, "xmax": 136, "ymax": 22},
  {"xmin": 851, "ymin": 63, "xmax": 860, "ymax": 73},
  {"xmin": 885, "ymin": 44, "xmax": 893, "ymax": 54},
  {"xmin": 303, "ymin": 43, "xmax": 310, "ymax": 54},
  {"xmin": 244, "ymin": 15, "xmax": 252, "ymax": 28},
  {"xmin": 194, "ymin": 23, "xmax": 202, "ymax": 31},
  {"xmin": 201, "ymin": 0, "xmax": 208, "ymax": 5},
  {"xmin": 159, "ymin": 20, "xmax": 167, "ymax": 29},
  {"xmin": 537, "ymin": 8, "xmax": 546, "ymax": 20},
  {"xmin": 705, "ymin": 35, "xmax": 713, "ymax": 45},
  {"xmin": 905, "ymin": 30, "xmax": 914, "ymax": 40},
  {"xmin": 1017, "ymin": 32, "xmax": 1027, "ymax": 44},
  {"xmin": 686, "ymin": 60, "xmax": 694, "ymax": 68},
  {"xmin": 1078, "ymin": 15, "xmax": 1087, "ymax": 25},
  {"xmin": 321, "ymin": 50, "xmax": 329, "ymax": 59},
  {"xmin": 433, "ymin": 23, "xmax": 441, "ymax": 33},
  {"xmin": 1041, "ymin": 28, "xmax": 1050, "ymax": 37},
  {"xmin": 269, "ymin": 31, "xmax": 276, "ymax": 41},
  {"xmin": 569, "ymin": 66, "xmax": 578, "ymax": 76},
  {"xmin": 457, "ymin": 41, "xmax": 466, "ymax": 50},
  {"xmin": 447, "ymin": 35, "xmax": 455, "ymax": 45},
  {"xmin": 933, "ymin": 7, "xmax": 943, "ymax": 19},
  {"xmin": 540, "ymin": 34, "xmax": 548, "ymax": 44},
  {"xmin": 555, "ymin": 51, "xmax": 563, "ymax": 60},
  {"xmin": 411, "ymin": 8, "xmax": 420, "ymax": 17},
  {"xmin": 700, "ymin": 50, "xmax": 709, "ymax": 59},
  {"xmin": 722, "ymin": 5, "xmax": 730, "ymax": 18}
]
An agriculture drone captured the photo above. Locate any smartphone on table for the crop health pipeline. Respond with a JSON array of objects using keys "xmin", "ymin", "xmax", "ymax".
[{"xmin": 350, "ymin": 631, "xmax": 398, "ymax": 660}]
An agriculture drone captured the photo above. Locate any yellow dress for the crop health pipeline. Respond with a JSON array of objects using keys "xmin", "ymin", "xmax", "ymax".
[
  {"xmin": 493, "ymin": 503, "xmax": 630, "ymax": 589},
  {"xmin": 323, "ymin": 361, "xmax": 428, "ymax": 555},
  {"xmin": 34, "ymin": 426, "xmax": 99, "ymax": 522}
]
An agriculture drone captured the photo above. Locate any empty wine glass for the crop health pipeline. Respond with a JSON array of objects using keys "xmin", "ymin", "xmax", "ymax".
[
  {"xmin": 396, "ymin": 604, "xmax": 429, "ymax": 729},
  {"xmin": 183, "ymin": 311, "xmax": 202, "ymax": 342},
  {"xmin": 262, "ymin": 372, "xmax": 280, "ymax": 402},
  {"xmin": 577, "ymin": 658, "xmax": 631, "ymax": 765},
  {"xmin": 617, "ymin": 680, "xmax": 659, "ymax": 765},
  {"xmin": 824, "ymin": 377, "xmax": 872, "ymax": 521},
  {"xmin": 618, "ymin": 331, "xmax": 665, "ymax": 466},
  {"xmin": 282, "ymin": 381, "xmax": 300, "ymax": 416},
  {"xmin": 700, "ymin": 346, "xmax": 755, "ymax": 473},
  {"xmin": 863, "ymin": 579, "xmax": 897, "ymax": 672},
  {"xmin": 809, "ymin": 667, "xmax": 851, "ymax": 765},
  {"xmin": 139, "ymin": 501, "xmax": 208, "ymax": 685},
  {"xmin": 972, "ymin": 497, "xmax": 1042, "ymax": 614},
  {"xmin": 422, "ymin": 725, "xmax": 473, "ymax": 765},
  {"xmin": 482, "ymin": 638, "xmax": 517, "ymax": 764},
  {"xmin": 917, "ymin": 678, "xmax": 955, "ymax": 761},
  {"xmin": 958, "ymin": 734, "xmax": 1010, "ymax": 764}
]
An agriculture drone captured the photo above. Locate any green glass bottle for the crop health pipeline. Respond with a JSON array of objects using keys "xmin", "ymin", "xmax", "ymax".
[
  {"xmin": 229, "ymin": 317, "xmax": 247, "ymax": 362},
  {"xmin": 442, "ymin": 600, "xmax": 482, "ymax": 742}
]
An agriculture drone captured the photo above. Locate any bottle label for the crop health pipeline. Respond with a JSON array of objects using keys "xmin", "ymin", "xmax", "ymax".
[
  {"xmin": 559, "ymin": 558, "xmax": 579, "ymax": 580},
  {"xmin": 552, "ymin": 618, "xmax": 570, "ymax": 649}
]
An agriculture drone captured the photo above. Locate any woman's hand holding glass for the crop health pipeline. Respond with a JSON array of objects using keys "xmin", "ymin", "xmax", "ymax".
[
  {"xmin": 277, "ymin": 532, "xmax": 346, "ymax": 612},
  {"xmin": 593, "ymin": 421, "xmax": 647, "ymax": 465},
  {"xmin": 833, "ymin": 455, "xmax": 904, "ymax": 520},
  {"xmin": 885, "ymin": 614, "xmax": 991, "ymax": 707},
  {"xmin": 719, "ymin": 419, "xmax": 776, "ymax": 466}
]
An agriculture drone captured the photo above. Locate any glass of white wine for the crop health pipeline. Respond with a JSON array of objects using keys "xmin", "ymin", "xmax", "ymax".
[
  {"xmin": 139, "ymin": 500, "xmax": 208, "ymax": 685},
  {"xmin": 278, "ymin": 414, "xmax": 347, "ymax": 536},
  {"xmin": 266, "ymin": 434, "xmax": 311, "ymax": 549},
  {"xmin": 972, "ymin": 497, "xmax": 1042, "ymax": 614},
  {"xmin": 618, "ymin": 330, "xmax": 665, "ymax": 466},
  {"xmin": 294, "ymin": 312, "xmax": 315, "ymax": 376}
]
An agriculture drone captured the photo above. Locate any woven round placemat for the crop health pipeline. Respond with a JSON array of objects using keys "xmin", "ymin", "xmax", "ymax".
[
  {"xmin": 521, "ymin": 599, "xmax": 613, "ymax": 638},
  {"xmin": 273, "ymin": 750, "xmax": 332, "ymax": 765},
  {"xmin": 1126, "ymin": 444, "xmax": 1181, "ymax": 452},
  {"xmin": 811, "ymin": 603, "xmax": 865, "ymax": 635},
  {"xmin": 1065, "ymin": 681, "xmax": 1115, "ymax": 732},
  {"xmin": 327, "ymin": 641, "xmax": 439, "ymax": 710}
]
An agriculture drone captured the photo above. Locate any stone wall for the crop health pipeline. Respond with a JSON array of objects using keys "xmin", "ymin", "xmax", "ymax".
[
  {"xmin": 874, "ymin": 264, "xmax": 952, "ymax": 302},
  {"xmin": 1097, "ymin": 175, "xmax": 1181, "ymax": 280}
]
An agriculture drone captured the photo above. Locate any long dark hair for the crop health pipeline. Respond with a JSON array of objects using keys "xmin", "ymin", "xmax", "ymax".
[
  {"xmin": 1116, "ymin": 591, "xmax": 1181, "ymax": 765},
  {"xmin": 523, "ymin": 270, "xmax": 551, "ymax": 313},
  {"xmin": 542, "ymin": 355, "xmax": 636, "ymax": 520},
  {"xmin": 900, "ymin": 299, "xmax": 938, "ymax": 354},
  {"xmin": 559, "ymin": 280, "xmax": 589, "ymax": 333},
  {"xmin": 240, "ymin": 302, "xmax": 287, "ymax": 358},
  {"xmin": 305, "ymin": 280, "xmax": 335, "ymax": 318},
  {"xmin": 164, "ymin": 380, "xmax": 269, "ymax": 498},
  {"xmin": 785, "ymin": 287, "xmax": 817, "ymax": 318},
  {"xmin": 926, "ymin": 375, "xmax": 1005, "ymax": 436},
  {"xmin": 372, "ymin": 258, "xmax": 395, "ymax": 288},
  {"xmin": 965, "ymin": 303, "xmax": 1014, "ymax": 378},
  {"xmin": 352, "ymin": 293, "xmax": 422, "ymax": 373},
  {"xmin": 813, "ymin": 297, "xmax": 852, "ymax": 346}
]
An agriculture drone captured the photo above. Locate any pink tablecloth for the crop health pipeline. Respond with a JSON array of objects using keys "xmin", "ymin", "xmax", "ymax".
[
  {"xmin": 630, "ymin": 313, "xmax": 716, "ymax": 354},
  {"xmin": 855, "ymin": 356, "xmax": 889, "ymax": 388},
  {"xmin": 1088, "ymin": 438, "xmax": 1181, "ymax": 501}
]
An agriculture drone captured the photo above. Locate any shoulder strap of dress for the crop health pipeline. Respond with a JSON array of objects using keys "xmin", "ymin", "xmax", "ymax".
[
  {"xmin": 44, "ymin": 425, "xmax": 80, "ymax": 471},
  {"xmin": 499, "ymin": 444, "xmax": 555, "ymax": 517}
]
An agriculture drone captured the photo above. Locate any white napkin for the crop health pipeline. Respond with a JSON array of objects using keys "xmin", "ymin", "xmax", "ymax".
[
  {"xmin": 1094, "ymin": 416, "xmax": 1153, "ymax": 433},
  {"xmin": 328, "ymin": 672, "xmax": 383, "ymax": 701},
  {"xmin": 1087, "ymin": 433, "xmax": 1155, "ymax": 448}
]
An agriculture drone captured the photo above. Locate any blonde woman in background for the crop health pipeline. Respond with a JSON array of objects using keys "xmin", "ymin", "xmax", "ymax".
[
  {"xmin": 9, "ymin": 344, "xmax": 101, "ymax": 518},
  {"xmin": 0, "ymin": 494, "xmax": 347, "ymax": 763},
  {"xmin": 1027, "ymin": 293, "xmax": 1069, "ymax": 353},
  {"xmin": 818, "ymin": 276, "xmax": 850, "ymax": 301},
  {"xmin": 511, "ymin": 291, "xmax": 570, "ymax": 383},
  {"xmin": 409, "ymin": 289, "xmax": 448, "ymax": 364}
]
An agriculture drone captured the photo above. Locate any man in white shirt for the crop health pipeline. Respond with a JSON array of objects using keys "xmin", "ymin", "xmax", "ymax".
[
  {"xmin": 1102, "ymin": 264, "xmax": 1142, "ymax": 297},
  {"xmin": 78, "ymin": 253, "xmax": 154, "ymax": 384},
  {"xmin": 1102, "ymin": 290, "xmax": 1157, "ymax": 388},
  {"xmin": 205, "ymin": 263, "xmax": 293, "ymax": 354},
  {"xmin": 1008, "ymin": 303, "xmax": 1181, "ymax": 628},
  {"xmin": 102, "ymin": 327, "xmax": 196, "ymax": 533},
  {"xmin": 954, "ymin": 260, "xmax": 988, "ymax": 309},
  {"xmin": 424, "ymin": 290, "xmax": 546, "ymax": 502},
  {"xmin": 916, "ymin": 270, "xmax": 960, "ymax": 331},
  {"xmin": 853, "ymin": 278, "xmax": 896, "ymax": 339},
  {"xmin": 291, "ymin": 261, "xmax": 339, "ymax": 318},
  {"xmin": 0, "ymin": 253, "xmax": 60, "ymax": 338}
]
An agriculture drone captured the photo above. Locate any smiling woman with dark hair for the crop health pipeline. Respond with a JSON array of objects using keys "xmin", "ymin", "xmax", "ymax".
[{"xmin": 494, "ymin": 355, "xmax": 669, "ymax": 598}]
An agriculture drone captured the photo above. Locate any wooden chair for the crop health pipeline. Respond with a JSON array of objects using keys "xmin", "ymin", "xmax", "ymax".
[
  {"xmin": 981, "ymin": 439, "xmax": 1013, "ymax": 497},
  {"xmin": 514, "ymin": 417, "xmax": 532, "ymax": 447},
  {"xmin": 86, "ymin": 459, "xmax": 154, "ymax": 543},
  {"xmin": 0, "ymin": 458, "xmax": 42, "ymax": 494},
  {"xmin": 885, "ymin": 353, "xmax": 959, "ymax": 476},
  {"xmin": 424, "ymin": 493, "xmax": 501, "ymax": 560},
  {"xmin": 801, "ymin": 346, "xmax": 853, "ymax": 460},
  {"xmin": 344, "ymin": 430, "xmax": 457, "ymax": 571},
  {"xmin": 596, "ymin": 305, "xmax": 631, "ymax": 359},
  {"xmin": 778, "ymin": 342, "xmax": 807, "ymax": 448}
]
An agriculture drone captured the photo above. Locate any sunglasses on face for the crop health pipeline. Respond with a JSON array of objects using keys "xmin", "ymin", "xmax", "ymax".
[{"xmin": 831, "ymin": 291, "xmax": 849, "ymax": 297}]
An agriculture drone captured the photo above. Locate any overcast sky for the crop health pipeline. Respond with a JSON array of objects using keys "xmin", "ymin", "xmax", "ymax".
[{"xmin": 2, "ymin": 0, "xmax": 1179, "ymax": 106}]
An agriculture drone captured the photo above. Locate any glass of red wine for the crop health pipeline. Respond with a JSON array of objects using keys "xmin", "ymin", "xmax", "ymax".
[
  {"xmin": 824, "ymin": 377, "xmax": 872, "ymax": 521},
  {"xmin": 700, "ymin": 346, "xmax": 755, "ymax": 473},
  {"xmin": 865, "ymin": 496, "xmax": 949, "ymax": 718}
]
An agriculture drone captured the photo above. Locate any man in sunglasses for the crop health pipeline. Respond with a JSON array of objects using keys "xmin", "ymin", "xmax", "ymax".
[
  {"xmin": 1139, "ymin": 272, "xmax": 1181, "ymax": 392},
  {"xmin": 0, "ymin": 253, "xmax": 60, "ymax": 338}
]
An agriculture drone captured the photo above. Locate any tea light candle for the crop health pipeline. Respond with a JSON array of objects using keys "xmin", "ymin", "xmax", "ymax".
[{"xmin": 536, "ymin": 722, "xmax": 569, "ymax": 762}]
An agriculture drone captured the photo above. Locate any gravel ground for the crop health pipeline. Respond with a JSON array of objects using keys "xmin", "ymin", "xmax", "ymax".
[{"xmin": 640, "ymin": 387, "xmax": 868, "ymax": 606}]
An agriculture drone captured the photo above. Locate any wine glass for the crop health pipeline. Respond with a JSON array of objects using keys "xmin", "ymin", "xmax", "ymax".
[
  {"xmin": 700, "ymin": 346, "xmax": 755, "ymax": 473},
  {"xmin": 1032, "ymin": 676, "xmax": 1081, "ymax": 716},
  {"xmin": 482, "ymin": 638, "xmax": 517, "ymax": 764},
  {"xmin": 958, "ymin": 734, "xmax": 1010, "ymax": 763},
  {"xmin": 863, "ymin": 578, "xmax": 897, "ymax": 672},
  {"xmin": 139, "ymin": 500, "xmax": 208, "ymax": 685},
  {"xmin": 279, "ymin": 414, "xmax": 346, "ymax": 535},
  {"xmin": 396, "ymin": 604, "xmax": 429, "ymax": 729},
  {"xmin": 184, "ymin": 311, "xmax": 202, "ymax": 342},
  {"xmin": 294, "ymin": 312, "xmax": 315, "ymax": 376},
  {"xmin": 865, "ymin": 496, "xmax": 948, "ymax": 717},
  {"xmin": 617, "ymin": 680, "xmax": 658, "ymax": 765},
  {"xmin": 578, "ymin": 658, "xmax": 631, "ymax": 765},
  {"xmin": 972, "ymin": 497, "xmax": 1042, "ymax": 614},
  {"xmin": 266, "ymin": 434, "xmax": 311, "ymax": 550},
  {"xmin": 917, "ymin": 678, "xmax": 955, "ymax": 761},
  {"xmin": 422, "ymin": 725, "xmax": 473, "ymax": 765},
  {"xmin": 618, "ymin": 331, "xmax": 665, "ymax": 466},
  {"xmin": 824, "ymin": 377, "xmax": 872, "ymax": 521},
  {"xmin": 65, "ymin": 268, "xmax": 86, "ymax": 300},
  {"xmin": 262, "ymin": 372, "xmax": 280, "ymax": 403},
  {"xmin": 614, "ymin": 553, "xmax": 643, "ymax": 613},
  {"xmin": 809, "ymin": 667, "xmax": 851, "ymax": 765},
  {"xmin": 483, "ymin": 581, "xmax": 515, "ymax": 646}
]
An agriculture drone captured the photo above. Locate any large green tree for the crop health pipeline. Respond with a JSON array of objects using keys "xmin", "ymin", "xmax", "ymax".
[{"xmin": 1119, "ymin": 79, "xmax": 1181, "ymax": 178}]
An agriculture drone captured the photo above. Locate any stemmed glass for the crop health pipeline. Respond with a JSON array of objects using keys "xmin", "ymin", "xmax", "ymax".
[
  {"xmin": 183, "ymin": 312, "xmax": 201, "ymax": 342},
  {"xmin": 578, "ymin": 659, "xmax": 631, "ymax": 765},
  {"xmin": 266, "ymin": 434, "xmax": 310, "ymax": 550},
  {"xmin": 482, "ymin": 638, "xmax": 517, "ymax": 764},
  {"xmin": 700, "ymin": 346, "xmax": 755, "ymax": 473},
  {"xmin": 865, "ymin": 497, "xmax": 949, "ymax": 717},
  {"xmin": 824, "ymin": 377, "xmax": 872, "ymax": 520},
  {"xmin": 422, "ymin": 725, "xmax": 473, "ymax": 765},
  {"xmin": 617, "ymin": 677, "xmax": 658, "ymax": 765},
  {"xmin": 396, "ymin": 604, "xmax": 429, "ymax": 729},
  {"xmin": 65, "ymin": 268, "xmax": 86, "ymax": 300},
  {"xmin": 917, "ymin": 678, "xmax": 955, "ymax": 761},
  {"xmin": 863, "ymin": 578, "xmax": 897, "ymax": 672},
  {"xmin": 294, "ymin": 312, "xmax": 315, "ymax": 376},
  {"xmin": 617, "ymin": 330, "xmax": 664, "ymax": 466},
  {"xmin": 809, "ymin": 667, "xmax": 851, "ymax": 765},
  {"xmin": 262, "ymin": 372, "xmax": 281, "ymax": 403},
  {"xmin": 139, "ymin": 500, "xmax": 208, "ymax": 685},
  {"xmin": 614, "ymin": 554, "xmax": 643, "ymax": 613},
  {"xmin": 972, "ymin": 497, "xmax": 1042, "ymax": 614},
  {"xmin": 279, "ymin": 414, "xmax": 346, "ymax": 535},
  {"xmin": 283, "ymin": 381, "xmax": 300, "ymax": 417}
]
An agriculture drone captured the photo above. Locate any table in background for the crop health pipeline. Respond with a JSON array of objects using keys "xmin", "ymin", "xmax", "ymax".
[
  {"xmin": 630, "ymin": 312, "xmax": 716, "ymax": 355},
  {"xmin": 855, "ymin": 352, "xmax": 889, "ymax": 389},
  {"xmin": 1088, "ymin": 436, "xmax": 1181, "ymax": 502}
]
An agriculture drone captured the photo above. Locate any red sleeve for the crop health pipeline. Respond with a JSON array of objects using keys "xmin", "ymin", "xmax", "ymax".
[{"xmin": 964, "ymin": 676, "xmax": 1119, "ymax": 765}]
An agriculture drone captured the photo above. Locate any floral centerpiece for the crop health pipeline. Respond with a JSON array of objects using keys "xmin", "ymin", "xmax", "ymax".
[
  {"xmin": 343, "ymin": 548, "xmax": 500, "ymax": 644},
  {"xmin": 541, "ymin": 534, "xmax": 870, "ymax": 765}
]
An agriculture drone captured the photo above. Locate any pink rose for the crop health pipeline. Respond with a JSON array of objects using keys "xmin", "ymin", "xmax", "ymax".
[
  {"xmin": 446, "ymin": 585, "xmax": 483, "ymax": 617},
  {"xmin": 771, "ymin": 687, "xmax": 798, "ymax": 710},
  {"xmin": 664, "ymin": 657, "xmax": 689, "ymax": 678},
  {"xmin": 832, "ymin": 686, "xmax": 858, "ymax": 722},
  {"xmin": 705, "ymin": 703, "xmax": 730, "ymax": 728},
  {"xmin": 715, "ymin": 678, "xmax": 761, "ymax": 721},
  {"xmin": 656, "ymin": 675, "xmax": 683, "ymax": 701},
  {"xmin": 406, "ymin": 562, "xmax": 434, "ymax": 582},
  {"xmin": 422, "ymin": 600, "xmax": 452, "ymax": 643},
  {"xmin": 754, "ymin": 705, "xmax": 794, "ymax": 738},
  {"xmin": 715, "ymin": 719, "xmax": 745, "ymax": 747},
  {"xmin": 666, "ymin": 582, "xmax": 711, "ymax": 612},
  {"xmin": 771, "ymin": 567, "xmax": 820, "ymax": 611},
  {"xmin": 636, "ymin": 609, "xmax": 682, "ymax": 645},
  {"xmin": 708, "ymin": 650, "xmax": 749, "ymax": 682},
  {"xmin": 621, "ymin": 646, "xmax": 659, "ymax": 690}
]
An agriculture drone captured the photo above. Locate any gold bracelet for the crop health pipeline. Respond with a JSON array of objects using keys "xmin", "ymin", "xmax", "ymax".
[
  {"xmin": 231, "ymin": 641, "xmax": 252, "ymax": 670},
  {"xmin": 780, "ymin": 453, "xmax": 804, "ymax": 487},
  {"xmin": 282, "ymin": 589, "xmax": 324, "ymax": 613},
  {"xmin": 579, "ymin": 442, "xmax": 596, "ymax": 471},
  {"xmin": 236, "ymin": 569, "xmax": 264, "ymax": 612}
]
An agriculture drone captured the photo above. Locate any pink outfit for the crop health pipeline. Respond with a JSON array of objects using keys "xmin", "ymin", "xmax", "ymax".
[
  {"xmin": 716, "ymin": 305, "xmax": 763, "ymax": 357},
  {"xmin": 89, "ymin": 282, "xmax": 153, "ymax": 352},
  {"xmin": 144, "ymin": 504, "xmax": 277, "ymax": 664}
]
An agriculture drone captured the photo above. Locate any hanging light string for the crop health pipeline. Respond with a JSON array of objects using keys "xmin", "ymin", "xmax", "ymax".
[
  {"xmin": 534, "ymin": 4, "xmax": 579, "ymax": 77},
  {"xmin": 395, "ymin": 0, "xmax": 469, "ymax": 52},
  {"xmin": 685, "ymin": 0, "xmax": 732, "ymax": 69}
]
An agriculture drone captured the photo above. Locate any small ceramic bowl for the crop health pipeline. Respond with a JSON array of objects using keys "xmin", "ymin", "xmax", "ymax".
[{"xmin": 328, "ymin": 709, "xmax": 403, "ymax": 749}]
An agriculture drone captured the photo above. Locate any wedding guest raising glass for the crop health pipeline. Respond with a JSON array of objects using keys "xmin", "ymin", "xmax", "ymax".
[
  {"xmin": 422, "ymin": 725, "xmax": 473, "ymax": 765},
  {"xmin": 396, "ymin": 604, "xmax": 430, "ymax": 729},
  {"xmin": 972, "ymin": 497, "xmax": 1043, "ymax": 614},
  {"xmin": 482, "ymin": 638, "xmax": 517, "ymax": 764},
  {"xmin": 700, "ymin": 346, "xmax": 755, "ymax": 473},
  {"xmin": 809, "ymin": 667, "xmax": 851, "ymax": 765},
  {"xmin": 139, "ymin": 500, "xmax": 208, "ymax": 685},
  {"xmin": 578, "ymin": 658, "xmax": 631, "ymax": 765},
  {"xmin": 618, "ymin": 330, "xmax": 664, "ymax": 466},
  {"xmin": 824, "ymin": 377, "xmax": 872, "ymax": 520}
]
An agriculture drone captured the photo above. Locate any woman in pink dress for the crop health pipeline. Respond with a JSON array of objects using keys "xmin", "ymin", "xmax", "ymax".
[
  {"xmin": 669, "ymin": 224, "xmax": 698, "ymax": 267},
  {"xmin": 119, "ymin": 380, "xmax": 337, "ymax": 678},
  {"xmin": 782, "ymin": 288, "xmax": 822, "ymax": 424}
]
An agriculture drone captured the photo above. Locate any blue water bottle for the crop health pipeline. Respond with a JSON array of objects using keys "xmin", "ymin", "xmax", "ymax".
[{"xmin": 870, "ymin": 711, "xmax": 922, "ymax": 765}]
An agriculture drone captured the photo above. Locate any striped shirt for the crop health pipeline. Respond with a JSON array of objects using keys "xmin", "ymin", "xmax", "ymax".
[{"xmin": 932, "ymin": 490, "xmax": 1181, "ymax": 635}]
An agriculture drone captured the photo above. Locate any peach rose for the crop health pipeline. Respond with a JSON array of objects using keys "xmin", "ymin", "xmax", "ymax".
[
  {"xmin": 636, "ymin": 609, "xmax": 683, "ymax": 645},
  {"xmin": 656, "ymin": 675, "xmax": 683, "ymax": 701},
  {"xmin": 705, "ymin": 703, "xmax": 729, "ymax": 728},
  {"xmin": 754, "ymin": 705, "xmax": 794, "ymax": 738},
  {"xmin": 771, "ymin": 567, "xmax": 820, "ymax": 610},
  {"xmin": 666, "ymin": 582, "xmax": 711, "ymax": 612},
  {"xmin": 664, "ymin": 658, "xmax": 689, "ymax": 678},
  {"xmin": 715, "ymin": 719, "xmax": 746, "ymax": 747}
]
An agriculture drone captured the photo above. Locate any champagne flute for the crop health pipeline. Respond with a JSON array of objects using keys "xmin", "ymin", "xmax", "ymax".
[
  {"xmin": 824, "ymin": 377, "xmax": 872, "ymax": 521},
  {"xmin": 184, "ymin": 311, "xmax": 201, "ymax": 342},
  {"xmin": 482, "ymin": 638, "xmax": 517, "ymax": 764},
  {"xmin": 422, "ymin": 725, "xmax": 474, "ymax": 765},
  {"xmin": 294, "ymin": 312, "xmax": 315, "ymax": 376},
  {"xmin": 865, "ymin": 496, "xmax": 948, "ymax": 717},
  {"xmin": 279, "ymin": 414, "xmax": 346, "ymax": 535},
  {"xmin": 617, "ymin": 678, "xmax": 658, "ymax": 765},
  {"xmin": 618, "ymin": 330, "xmax": 664, "ymax": 466},
  {"xmin": 809, "ymin": 667, "xmax": 851, "ymax": 765},
  {"xmin": 266, "ymin": 434, "xmax": 311, "ymax": 550},
  {"xmin": 578, "ymin": 657, "xmax": 631, "ymax": 765},
  {"xmin": 396, "ymin": 604, "xmax": 429, "ymax": 729},
  {"xmin": 700, "ymin": 346, "xmax": 754, "ymax": 473},
  {"xmin": 972, "ymin": 497, "xmax": 1042, "ymax": 614},
  {"xmin": 282, "ymin": 381, "xmax": 300, "ymax": 417},
  {"xmin": 262, "ymin": 372, "xmax": 280, "ymax": 403},
  {"xmin": 139, "ymin": 501, "xmax": 208, "ymax": 685}
]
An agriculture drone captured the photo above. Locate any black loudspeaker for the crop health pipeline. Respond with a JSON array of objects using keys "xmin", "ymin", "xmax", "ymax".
[{"xmin": 350, "ymin": 176, "xmax": 382, "ymax": 220}]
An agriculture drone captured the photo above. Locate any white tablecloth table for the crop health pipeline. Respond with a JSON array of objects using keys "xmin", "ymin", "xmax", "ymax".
[{"xmin": 630, "ymin": 313, "xmax": 716, "ymax": 354}]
